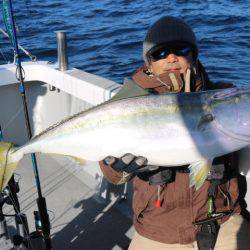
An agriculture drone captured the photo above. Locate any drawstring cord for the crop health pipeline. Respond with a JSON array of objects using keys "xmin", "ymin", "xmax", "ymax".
[
  {"xmin": 184, "ymin": 68, "xmax": 191, "ymax": 92},
  {"xmin": 155, "ymin": 185, "xmax": 162, "ymax": 208}
]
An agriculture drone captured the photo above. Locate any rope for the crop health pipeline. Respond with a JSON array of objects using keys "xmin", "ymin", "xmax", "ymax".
[
  {"xmin": 0, "ymin": 28, "xmax": 37, "ymax": 62},
  {"xmin": 0, "ymin": 47, "xmax": 9, "ymax": 63},
  {"xmin": 2, "ymin": 0, "xmax": 14, "ymax": 46}
]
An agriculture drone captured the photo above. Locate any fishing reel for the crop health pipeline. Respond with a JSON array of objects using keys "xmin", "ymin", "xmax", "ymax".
[
  {"xmin": 0, "ymin": 175, "xmax": 23, "ymax": 248},
  {"xmin": 0, "ymin": 175, "xmax": 46, "ymax": 250}
]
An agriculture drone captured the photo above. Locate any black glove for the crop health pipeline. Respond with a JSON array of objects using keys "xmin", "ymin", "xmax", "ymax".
[
  {"xmin": 103, "ymin": 153, "xmax": 148, "ymax": 173},
  {"xmin": 103, "ymin": 154, "xmax": 176, "ymax": 185}
]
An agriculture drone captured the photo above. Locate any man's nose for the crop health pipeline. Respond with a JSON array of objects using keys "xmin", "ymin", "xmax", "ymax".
[{"xmin": 166, "ymin": 53, "xmax": 178, "ymax": 63}]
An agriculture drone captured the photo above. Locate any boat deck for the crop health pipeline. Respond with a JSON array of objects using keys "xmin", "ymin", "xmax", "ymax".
[{"xmin": 2, "ymin": 155, "xmax": 134, "ymax": 250}]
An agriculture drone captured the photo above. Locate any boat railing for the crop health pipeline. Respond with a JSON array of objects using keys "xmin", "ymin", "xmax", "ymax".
[{"xmin": 0, "ymin": 27, "xmax": 37, "ymax": 63}]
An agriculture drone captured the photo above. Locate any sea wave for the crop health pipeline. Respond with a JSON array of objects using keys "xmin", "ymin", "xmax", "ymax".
[{"xmin": 0, "ymin": 0, "xmax": 249, "ymax": 85}]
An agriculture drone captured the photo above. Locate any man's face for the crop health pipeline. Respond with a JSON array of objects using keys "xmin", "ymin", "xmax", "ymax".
[{"xmin": 148, "ymin": 45, "xmax": 193, "ymax": 76}]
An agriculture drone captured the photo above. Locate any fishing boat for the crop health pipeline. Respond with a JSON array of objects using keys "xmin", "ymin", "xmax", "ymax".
[
  {"xmin": 0, "ymin": 26, "xmax": 137, "ymax": 248},
  {"xmin": 1, "ymin": 39, "xmax": 250, "ymax": 250}
]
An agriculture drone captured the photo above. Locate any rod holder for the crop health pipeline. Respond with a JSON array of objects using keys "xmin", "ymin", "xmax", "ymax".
[{"xmin": 55, "ymin": 31, "xmax": 68, "ymax": 71}]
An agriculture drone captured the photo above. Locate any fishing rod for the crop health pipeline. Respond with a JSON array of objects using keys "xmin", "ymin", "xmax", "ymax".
[{"xmin": 2, "ymin": 1, "xmax": 52, "ymax": 249}]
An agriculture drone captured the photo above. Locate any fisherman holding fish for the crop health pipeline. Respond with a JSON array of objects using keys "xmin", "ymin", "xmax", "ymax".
[
  {"xmin": 1, "ymin": 15, "xmax": 250, "ymax": 250},
  {"xmin": 99, "ymin": 16, "xmax": 250, "ymax": 250}
]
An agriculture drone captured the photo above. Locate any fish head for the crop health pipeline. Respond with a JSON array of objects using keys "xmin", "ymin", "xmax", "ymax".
[{"xmin": 211, "ymin": 87, "xmax": 250, "ymax": 142}]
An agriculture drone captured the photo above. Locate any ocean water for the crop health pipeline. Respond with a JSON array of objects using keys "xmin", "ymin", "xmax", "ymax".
[{"xmin": 0, "ymin": 0, "xmax": 249, "ymax": 85}]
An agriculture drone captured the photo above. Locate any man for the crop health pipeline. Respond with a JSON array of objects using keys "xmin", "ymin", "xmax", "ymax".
[{"xmin": 99, "ymin": 16, "xmax": 250, "ymax": 250}]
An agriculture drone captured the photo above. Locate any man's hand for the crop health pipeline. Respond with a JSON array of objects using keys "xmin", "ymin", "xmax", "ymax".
[
  {"xmin": 102, "ymin": 154, "xmax": 178, "ymax": 185},
  {"xmin": 103, "ymin": 153, "xmax": 148, "ymax": 173}
]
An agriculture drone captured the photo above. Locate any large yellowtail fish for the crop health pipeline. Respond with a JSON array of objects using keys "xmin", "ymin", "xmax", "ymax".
[{"xmin": 0, "ymin": 86, "xmax": 250, "ymax": 191}]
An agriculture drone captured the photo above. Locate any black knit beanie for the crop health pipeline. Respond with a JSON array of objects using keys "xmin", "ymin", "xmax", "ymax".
[{"xmin": 143, "ymin": 16, "xmax": 198, "ymax": 65}]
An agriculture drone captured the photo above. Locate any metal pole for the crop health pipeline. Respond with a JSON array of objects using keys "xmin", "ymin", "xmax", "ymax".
[
  {"xmin": 55, "ymin": 31, "xmax": 68, "ymax": 71},
  {"xmin": 6, "ymin": 1, "xmax": 52, "ymax": 249}
]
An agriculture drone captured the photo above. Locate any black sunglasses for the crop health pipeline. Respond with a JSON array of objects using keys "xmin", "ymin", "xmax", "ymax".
[{"xmin": 149, "ymin": 46, "xmax": 192, "ymax": 61}]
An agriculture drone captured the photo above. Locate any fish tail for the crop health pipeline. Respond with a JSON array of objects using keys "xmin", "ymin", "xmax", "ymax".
[{"xmin": 0, "ymin": 142, "xmax": 20, "ymax": 191}]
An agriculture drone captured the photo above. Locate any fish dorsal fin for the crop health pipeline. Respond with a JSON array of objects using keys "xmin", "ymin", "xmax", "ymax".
[{"xmin": 110, "ymin": 78, "xmax": 150, "ymax": 102}]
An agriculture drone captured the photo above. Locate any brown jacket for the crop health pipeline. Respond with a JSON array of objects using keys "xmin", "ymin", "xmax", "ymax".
[{"xmin": 99, "ymin": 63, "xmax": 240, "ymax": 244}]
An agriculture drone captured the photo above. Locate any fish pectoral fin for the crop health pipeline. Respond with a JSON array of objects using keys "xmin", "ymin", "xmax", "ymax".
[
  {"xmin": 69, "ymin": 156, "xmax": 86, "ymax": 166},
  {"xmin": 197, "ymin": 114, "xmax": 214, "ymax": 131},
  {"xmin": 47, "ymin": 153, "xmax": 86, "ymax": 166},
  {"xmin": 189, "ymin": 159, "xmax": 212, "ymax": 190},
  {"xmin": 110, "ymin": 78, "xmax": 149, "ymax": 102}
]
